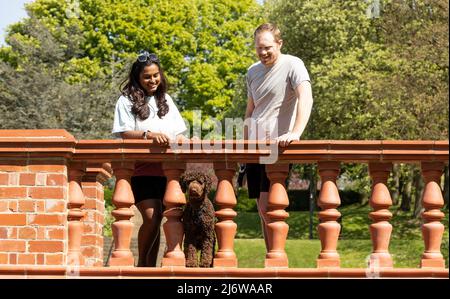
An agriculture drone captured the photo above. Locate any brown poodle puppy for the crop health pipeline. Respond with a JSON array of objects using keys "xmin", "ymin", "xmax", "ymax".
[{"xmin": 180, "ymin": 171, "xmax": 216, "ymax": 267}]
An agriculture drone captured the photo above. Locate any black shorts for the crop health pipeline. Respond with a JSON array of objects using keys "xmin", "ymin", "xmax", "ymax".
[
  {"xmin": 246, "ymin": 164, "xmax": 270, "ymax": 199},
  {"xmin": 130, "ymin": 176, "xmax": 167, "ymax": 204},
  {"xmin": 246, "ymin": 164, "xmax": 292, "ymax": 199}
]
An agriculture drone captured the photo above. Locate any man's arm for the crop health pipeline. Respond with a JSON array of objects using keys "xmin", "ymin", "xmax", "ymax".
[
  {"xmin": 244, "ymin": 97, "xmax": 255, "ymax": 140},
  {"xmin": 291, "ymin": 80, "xmax": 313, "ymax": 137},
  {"xmin": 277, "ymin": 80, "xmax": 313, "ymax": 147}
]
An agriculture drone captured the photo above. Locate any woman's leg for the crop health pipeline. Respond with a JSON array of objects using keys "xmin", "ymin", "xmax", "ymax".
[{"xmin": 135, "ymin": 198, "xmax": 163, "ymax": 267}]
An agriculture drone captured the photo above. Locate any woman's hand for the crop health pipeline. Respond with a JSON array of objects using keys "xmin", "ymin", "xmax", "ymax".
[{"xmin": 148, "ymin": 131, "xmax": 170, "ymax": 145}]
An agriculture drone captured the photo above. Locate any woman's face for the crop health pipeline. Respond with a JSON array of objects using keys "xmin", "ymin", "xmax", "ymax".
[{"xmin": 139, "ymin": 64, "xmax": 161, "ymax": 95}]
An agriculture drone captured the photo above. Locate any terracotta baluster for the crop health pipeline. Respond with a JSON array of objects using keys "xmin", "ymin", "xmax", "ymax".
[
  {"xmin": 368, "ymin": 163, "xmax": 393, "ymax": 268},
  {"xmin": 109, "ymin": 161, "xmax": 135, "ymax": 266},
  {"xmin": 420, "ymin": 162, "xmax": 445, "ymax": 268},
  {"xmin": 161, "ymin": 162, "xmax": 186, "ymax": 267},
  {"xmin": 213, "ymin": 162, "xmax": 238, "ymax": 267},
  {"xmin": 67, "ymin": 162, "xmax": 86, "ymax": 267},
  {"xmin": 317, "ymin": 161, "xmax": 341, "ymax": 268},
  {"xmin": 264, "ymin": 164, "xmax": 290, "ymax": 268}
]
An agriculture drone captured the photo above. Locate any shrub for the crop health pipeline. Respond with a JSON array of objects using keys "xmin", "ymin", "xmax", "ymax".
[
  {"xmin": 235, "ymin": 188, "xmax": 258, "ymax": 212},
  {"xmin": 287, "ymin": 190, "xmax": 362, "ymax": 211},
  {"xmin": 210, "ymin": 188, "xmax": 257, "ymax": 212},
  {"xmin": 103, "ymin": 187, "xmax": 114, "ymax": 237}
]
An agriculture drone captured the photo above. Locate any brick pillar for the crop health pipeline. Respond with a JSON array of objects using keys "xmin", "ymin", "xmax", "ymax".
[
  {"xmin": 420, "ymin": 162, "xmax": 445, "ymax": 268},
  {"xmin": 161, "ymin": 162, "xmax": 186, "ymax": 267},
  {"xmin": 109, "ymin": 161, "xmax": 135, "ymax": 267},
  {"xmin": 67, "ymin": 162, "xmax": 86, "ymax": 267},
  {"xmin": 0, "ymin": 129, "xmax": 76, "ymax": 266},
  {"xmin": 368, "ymin": 162, "xmax": 393, "ymax": 268},
  {"xmin": 81, "ymin": 163, "xmax": 112, "ymax": 267},
  {"xmin": 316, "ymin": 161, "xmax": 341, "ymax": 268},
  {"xmin": 265, "ymin": 163, "xmax": 290, "ymax": 268},
  {"xmin": 213, "ymin": 162, "xmax": 238, "ymax": 268},
  {"xmin": 0, "ymin": 160, "xmax": 68, "ymax": 266}
]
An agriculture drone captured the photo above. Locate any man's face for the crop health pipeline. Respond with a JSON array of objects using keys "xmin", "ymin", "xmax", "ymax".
[{"xmin": 255, "ymin": 31, "xmax": 282, "ymax": 67}]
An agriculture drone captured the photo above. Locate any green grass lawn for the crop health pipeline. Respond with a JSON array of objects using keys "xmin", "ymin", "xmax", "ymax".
[
  {"xmin": 234, "ymin": 239, "xmax": 446, "ymax": 268},
  {"xmin": 235, "ymin": 204, "xmax": 449, "ymax": 240},
  {"xmin": 234, "ymin": 204, "xmax": 449, "ymax": 268},
  {"xmin": 103, "ymin": 195, "xmax": 448, "ymax": 268}
]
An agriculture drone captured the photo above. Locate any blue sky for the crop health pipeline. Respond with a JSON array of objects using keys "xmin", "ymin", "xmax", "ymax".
[{"xmin": 0, "ymin": 0, "xmax": 33, "ymax": 45}]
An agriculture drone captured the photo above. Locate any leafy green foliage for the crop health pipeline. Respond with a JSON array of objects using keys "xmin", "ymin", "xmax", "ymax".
[
  {"xmin": 234, "ymin": 187, "xmax": 258, "ymax": 212},
  {"xmin": 370, "ymin": 0, "xmax": 449, "ymax": 140},
  {"xmin": 247, "ymin": 0, "xmax": 449, "ymax": 206},
  {"xmin": 0, "ymin": 15, "xmax": 123, "ymax": 138},
  {"xmin": 1, "ymin": 0, "xmax": 261, "ymax": 135},
  {"xmin": 247, "ymin": 0, "xmax": 448, "ymax": 141}
]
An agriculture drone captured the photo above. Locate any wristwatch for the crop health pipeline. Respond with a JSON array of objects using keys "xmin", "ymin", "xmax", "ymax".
[{"xmin": 143, "ymin": 130, "xmax": 150, "ymax": 140}]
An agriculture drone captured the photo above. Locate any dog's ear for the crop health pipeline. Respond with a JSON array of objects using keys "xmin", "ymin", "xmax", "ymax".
[
  {"xmin": 179, "ymin": 173, "xmax": 187, "ymax": 193},
  {"xmin": 203, "ymin": 174, "xmax": 212, "ymax": 196}
]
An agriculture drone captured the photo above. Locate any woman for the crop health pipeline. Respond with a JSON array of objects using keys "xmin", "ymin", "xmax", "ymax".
[{"xmin": 112, "ymin": 51, "xmax": 187, "ymax": 267}]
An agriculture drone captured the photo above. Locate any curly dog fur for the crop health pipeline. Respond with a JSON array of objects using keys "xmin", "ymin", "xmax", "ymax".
[{"xmin": 180, "ymin": 171, "xmax": 216, "ymax": 267}]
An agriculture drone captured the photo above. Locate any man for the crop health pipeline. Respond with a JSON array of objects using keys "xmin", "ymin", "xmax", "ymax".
[{"xmin": 244, "ymin": 23, "xmax": 313, "ymax": 250}]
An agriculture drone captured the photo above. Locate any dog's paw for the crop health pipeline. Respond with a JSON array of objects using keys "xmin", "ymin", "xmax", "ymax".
[
  {"xmin": 185, "ymin": 260, "xmax": 198, "ymax": 268},
  {"xmin": 199, "ymin": 260, "xmax": 214, "ymax": 268}
]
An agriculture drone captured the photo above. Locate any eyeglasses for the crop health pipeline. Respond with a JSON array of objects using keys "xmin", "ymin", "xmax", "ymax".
[{"xmin": 137, "ymin": 51, "xmax": 159, "ymax": 63}]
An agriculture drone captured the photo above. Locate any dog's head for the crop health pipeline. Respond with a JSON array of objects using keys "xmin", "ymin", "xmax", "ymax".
[{"xmin": 180, "ymin": 171, "xmax": 212, "ymax": 203}]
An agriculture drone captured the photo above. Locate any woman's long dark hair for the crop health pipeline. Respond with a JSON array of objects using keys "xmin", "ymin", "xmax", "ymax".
[{"xmin": 120, "ymin": 54, "xmax": 169, "ymax": 120}]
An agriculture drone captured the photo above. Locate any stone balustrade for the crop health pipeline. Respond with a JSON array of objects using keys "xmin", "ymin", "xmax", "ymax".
[{"xmin": 0, "ymin": 130, "xmax": 448, "ymax": 278}]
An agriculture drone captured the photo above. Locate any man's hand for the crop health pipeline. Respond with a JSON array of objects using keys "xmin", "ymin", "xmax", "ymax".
[{"xmin": 276, "ymin": 131, "xmax": 301, "ymax": 147}]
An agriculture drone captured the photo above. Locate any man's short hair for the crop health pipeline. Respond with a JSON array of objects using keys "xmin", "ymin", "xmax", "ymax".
[{"xmin": 253, "ymin": 23, "xmax": 282, "ymax": 42}]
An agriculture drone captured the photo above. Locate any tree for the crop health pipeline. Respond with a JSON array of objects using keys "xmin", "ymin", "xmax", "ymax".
[
  {"xmin": 262, "ymin": 0, "xmax": 448, "ymax": 141},
  {"xmin": 1, "ymin": 0, "xmax": 261, "ymax": 127},
  {"xmin": 374, "ymin": 0, "xmax": 449, "ymax": 214},
  {"xmin": 261, "ymin": 0, "xmax": 448, "ymax": 212},
  {"xmin": 372, "ymin": 0, "xmax": 449, "ymax": 140},
  {"xmin": 0, "ymin": 16, "xmax": 121, "ymax": 139}
]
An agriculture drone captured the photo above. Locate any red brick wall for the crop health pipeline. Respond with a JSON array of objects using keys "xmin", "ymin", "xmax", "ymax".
[
  {"xmin": 81, "ymin": 178, "xmax": 105, "ymax": 267},
  {"xmin": 0, "ymin": 160, "xmax": 68, "ymax": 266}
]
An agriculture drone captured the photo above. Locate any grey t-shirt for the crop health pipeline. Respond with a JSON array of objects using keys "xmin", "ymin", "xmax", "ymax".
[{"xmin": 246, "ymin": 54, "xmax": 310, "ymax": 140}]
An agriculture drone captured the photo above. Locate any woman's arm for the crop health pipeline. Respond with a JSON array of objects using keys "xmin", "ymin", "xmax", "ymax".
[
  {"xmin": 120, "ymin": 130, "xmax": 146, "ymax": 139},
  {"xmin": 121, "ymin": 130, "xmax": 170, "ymax": 145}
]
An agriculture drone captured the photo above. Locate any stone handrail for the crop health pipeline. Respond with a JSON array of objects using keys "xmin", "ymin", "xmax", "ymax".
[{"xmin": 0, "ymin": 129, "xmax": 448, "ymax": 278}]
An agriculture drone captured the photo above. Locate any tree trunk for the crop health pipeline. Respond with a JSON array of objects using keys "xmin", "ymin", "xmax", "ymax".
[
  {"xmin": 308, "ymin": 164, "xmax": 316, "ymax": 240},
  {"xmin": 390, "ymin": 163, "xmax": 400, "ymax": 206},
  {"xmin": 413, "ymin": 167, "xmax": 424, "ymax": 219},
  {"xmin": 399, "ymin": 167, "xmax": 413, "ymax": 211}
]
